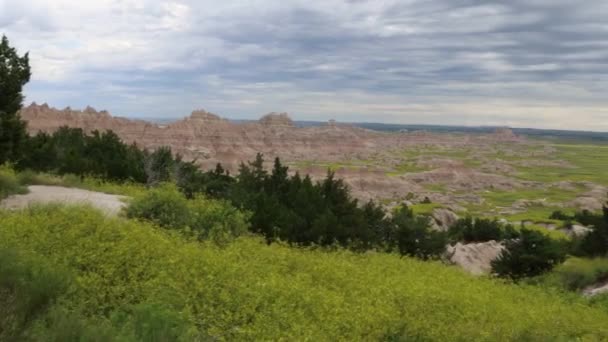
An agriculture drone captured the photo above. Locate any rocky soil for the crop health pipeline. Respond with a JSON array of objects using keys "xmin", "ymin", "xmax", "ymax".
[
  {"xmin": 446, "ymin": 241, "xmax": 505, "ymax": 275},
  {"xmin": 0, "ymin": 185, "xmax": 127, "ymax": 216}
]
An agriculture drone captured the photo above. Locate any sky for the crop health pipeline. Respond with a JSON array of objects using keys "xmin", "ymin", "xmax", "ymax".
[{"xmin": 1, "ymin": 0, "xmax": 607, "ymax": 131}]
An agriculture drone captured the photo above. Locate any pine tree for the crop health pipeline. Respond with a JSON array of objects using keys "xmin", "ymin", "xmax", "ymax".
[{"xmin": 0, "ymin": 35, "xmax": 31, "ymax": 164}]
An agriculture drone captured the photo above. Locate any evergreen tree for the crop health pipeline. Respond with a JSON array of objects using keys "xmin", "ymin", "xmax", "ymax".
[
  {"xmin": 391, "ymin": 205, "xmax": 447, "ymax": 259},
  {"xmin": 575, "ymin": 206, "xmax": 608, "ymax": 257},
  {"xmin": 492, "ymin": 228, "xmax": 566, "ymax": 280},
  {"xmin": 145, "ymin": 147, "xmax": 175, "ymax": 186},
  {"xmin": 0, "ymin": 35, "xmax": 31, "ymax": 164}
]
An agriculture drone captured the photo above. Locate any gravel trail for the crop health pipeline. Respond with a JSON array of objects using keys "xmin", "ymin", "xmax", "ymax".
[{"xmin": 1, "ymin": 185, "xmax": 127, "ymax": 216}]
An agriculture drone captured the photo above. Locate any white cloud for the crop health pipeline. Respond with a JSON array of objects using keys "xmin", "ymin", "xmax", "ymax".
[{"xmin": 1, "ymin": 0, "xmax": 607, "ymax": 131}]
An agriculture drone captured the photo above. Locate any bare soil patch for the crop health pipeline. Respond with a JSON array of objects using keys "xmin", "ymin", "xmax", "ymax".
[{"xmin": 0, "ymin": 185, "xmax": 127, "ymax": 216}]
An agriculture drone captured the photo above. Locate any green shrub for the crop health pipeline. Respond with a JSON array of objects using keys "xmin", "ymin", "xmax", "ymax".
[
  {"xmin": 125, "ymin": 183, "xmax": 249, "ymax": 244},
  {"xmin": 188, "ymin": 195, "xmax": 250, "ymax": 245},
  {"xmin": 0, "ymin": 248, "xmax": 69, "ymax": 341},
  {"xmin": 531, "ymin": 257, "xmax": 608, "ymax": 291},
  {"xmin": 492, "ymin": 228, "xmax": 567, "ymax": 280},
  {"xmin": 125, "ymin": 183, "xmax": 191, "ymax": 229},
  {"xmin": 573, "ymin": 207, "xmax": 608, "ymax": 257},
  {"xmin": 1, "ymin": 205, "xmax": 608, "ymax": 340},
  {"xmin": 448, "ymin": 216, "xmax": 517, "ymax": 243},
  {"xmin": 0, "ymin": 164, "xmax": 27, "ymax": 199},
  {"xmin": 391, "ymin": 205, "xmax": 447, "ymax": 260}
]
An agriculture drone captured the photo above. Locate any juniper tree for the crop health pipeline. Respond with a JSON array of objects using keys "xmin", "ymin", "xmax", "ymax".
[{"xmin": 0, "ymin": 35, "xmax": 31, "ymax": 164}]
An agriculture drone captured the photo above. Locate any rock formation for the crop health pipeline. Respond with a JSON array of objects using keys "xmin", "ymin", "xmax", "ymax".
[
  {"xmin": 259, "ymin": 112, "xmax": 294, "ymax": 127},
  {"xmin": 446, "ymin": 241, "xmax": 504, "ymax": 275},
  {"xmin": 18, "ymin": 102, "xmax": 536, "ymax": 203}
]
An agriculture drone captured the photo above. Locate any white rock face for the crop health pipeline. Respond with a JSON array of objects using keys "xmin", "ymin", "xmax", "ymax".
[
  {"xmin": 431, "ymin": 208, "xmax": 459, "ymax": 231},
  {"xmin": 583, "ymin": 282, "xmax": 608, "ymax": 297},
  {"xmin": 446, "ymin": 241, "xmax": 505, "ymax": 275},
  {"xmin": 559, "ymin": 224, "xmax": 593, "ymax": 238}
]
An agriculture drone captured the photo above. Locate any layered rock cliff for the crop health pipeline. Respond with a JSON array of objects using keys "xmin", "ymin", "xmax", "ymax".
[{"xmin": 19, "ymin": 103, "xmax": 385, "ymax": 170}]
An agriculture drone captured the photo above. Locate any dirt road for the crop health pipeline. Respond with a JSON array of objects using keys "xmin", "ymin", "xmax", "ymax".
[{"xmin": 0, "ymin": 185, "xmax": 127, "ymax": 216}]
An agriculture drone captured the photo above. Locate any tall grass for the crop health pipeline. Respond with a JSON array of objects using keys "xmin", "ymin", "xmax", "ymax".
[
  {"xmin": 1, "ymin": 204, "xmax": 608, "ymax": 340},
  {"xmin": 0, "ymin": 164, "xmax": 28, "ymax": 199},
  {"xmin": 531, "ymin": 257, "xmax": 608, "ymax": 291}
]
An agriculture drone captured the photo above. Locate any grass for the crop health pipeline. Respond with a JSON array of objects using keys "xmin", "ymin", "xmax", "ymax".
[
  {"xmin": 514, "ymin": 143, "xmax": 608, "ymax": 185},
  {"xmin": 411, "ymin": 202, "xmax": 443, "ymax": 215},
  {"xmin": 480, "ymin": 187, "xmax": 580, "ymax": 208},
  {"xmin": 1, "ymin": 204, "xmax": 608, "ymax": 340},
  {"xmin": 530, "ymin": 257, "xmax": 608, "ymax": 292}
]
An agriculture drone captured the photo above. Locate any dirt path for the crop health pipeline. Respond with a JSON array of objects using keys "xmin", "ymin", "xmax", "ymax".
[{"xmin": 0, "ymin": 185, "xmax": 127, "ymax": 216}]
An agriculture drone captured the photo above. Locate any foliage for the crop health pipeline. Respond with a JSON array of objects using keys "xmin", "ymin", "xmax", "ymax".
[
  {"xmin": 125, "ymin": 183, "xmax": 191, "ymax": 229},
  {"xmin": 492, "ymin": 228, "xmax": 567, "ymax": 280},
  {"xmin": 573, "ymin": 207, "xmax": 608, "ymax": 257},
  {"xmin": 175, "ymin": 161, "xmax": 234, "ymax": 199},
  {"xmin": 0, "ymin": 35, "xmax": 30, "ymax": 165},
  {"xmin": 0, "ymin": 205, "xmax": 608, "ymax": 340},
  {"xmin": 125, "ymin": 183, "xmax": 250, "ymax": 244},
  {"xmin": 390, "ymin": 205, "xmax": 447, "ymax": 259},
  {"xmin": 227, "ymin": 154, "xmax": 395, "ymax": 249},
  {"xmin": 19, "ymin": 127, "xmax": 149, "ymax": 183},
  {"xmin": 530, "ymin": 257, "xmax": 608, "ymax": 292},
  {"xmin": 0, "ymin": 247, "xmax": 69, "ymax": 341},
  {"xmin": 145, "ymin": 146, "xmax": 175, "ymax": 186},
  {"xmin": 448, "ymin": 216, "xmax": 519, "ymax": 243},
  {"xmin": 0, "ymin": 164, "xmax": 27, "ymax": 199}
]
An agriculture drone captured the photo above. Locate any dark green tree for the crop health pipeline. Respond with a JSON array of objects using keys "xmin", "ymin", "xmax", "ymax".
[
  {"xmin": 491, "ymin": 228, "xmax": 566, "ymax": 280},
  {"xmin": 448, "ymin": 217, "xmax": 508, "ymax": 243},
  {"xmin": 391, "ymin": 205, "xmax": 447, "ymax": 259},
  {"xmin": 145, "ymin": 147, "xmax": 175, "ymax": 186},
  {"xmin": 0, "ymin": 35, "xmax": 31, "ymax": 164},
  {"xmin": 575, "ymin": 206, "xmax": 608, "ymax": 257}
]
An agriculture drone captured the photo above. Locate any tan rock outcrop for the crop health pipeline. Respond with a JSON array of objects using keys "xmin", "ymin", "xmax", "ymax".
[{"xmin": 447, "ymin": 241, "xmax": 505, "ymax": 275}]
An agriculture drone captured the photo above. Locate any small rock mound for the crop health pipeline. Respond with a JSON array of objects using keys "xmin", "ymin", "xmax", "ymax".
[
  {"xmin": 447, "ymin": 241, "xmax": 504, "ymax": 275},
  {"xmin": 492, "ymin": 127, "xmax": 520, "ymax": 142},
  {"xmin": 259, "ymin": 112, "xmax": 294, "ymax": 127},
  {"xmin": 431, "ymin": 208, "xmax": 459, "ymax": 231},
  {"xmin": 583, "ymin": 281, "xmax": 608, "ymax": 297},
  {"xmin": 559, "ymin": 224, "xmax": 593, "ymax": 238}
]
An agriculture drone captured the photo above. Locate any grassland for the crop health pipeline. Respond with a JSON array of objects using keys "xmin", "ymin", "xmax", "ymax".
[
  {"xmin": 1, "ymin": 204, "xmax": 608, "ymax": 340},
  {"xmin": 514, "ymin": 143, "xmax": 608, "ymax": 185}
]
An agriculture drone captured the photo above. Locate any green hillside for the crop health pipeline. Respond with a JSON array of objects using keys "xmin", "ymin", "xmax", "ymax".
[{"xmin": 1, "ymin": 204, "xmax": 607, "ymax": 341}]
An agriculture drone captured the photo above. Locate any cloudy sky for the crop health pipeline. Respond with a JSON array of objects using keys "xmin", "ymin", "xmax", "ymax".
[{"xmin": 1, "ymin": 0, "xmax": 607, "ymax": 130}]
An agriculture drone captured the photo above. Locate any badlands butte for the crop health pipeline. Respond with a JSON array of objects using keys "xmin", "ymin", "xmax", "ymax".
[{"xmin": 20, "ymin": 103, "xmax": 608, "ymax": 226}]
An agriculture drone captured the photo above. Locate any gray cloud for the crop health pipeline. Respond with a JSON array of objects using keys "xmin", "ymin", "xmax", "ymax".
[{"xmin": 1, "ymin": 0, "xmax": 607, "ymax": 130}]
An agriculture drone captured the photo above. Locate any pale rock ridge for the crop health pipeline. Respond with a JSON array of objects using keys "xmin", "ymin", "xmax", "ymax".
[
  {"xmin": 259, "ymin": 112, "xmax": 294, "ymax": 127},
  {"xmin": 188, "ymin": 109, "xmax": 223, "ymax": 122},
  {"xmin": 447, "ymin": 241, "xmax": 504, "ymax": 275},
  {"xmin": 18, "ymin": 102, "xmax": 535, "ymax": 202}
]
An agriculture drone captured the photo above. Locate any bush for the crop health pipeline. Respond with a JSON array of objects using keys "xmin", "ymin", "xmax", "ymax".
[
  {"xmin": 448, "ymin": 217, "xmax": 517, "ymax": 243},
  {"xmin": 574, "ymin": 207, "xmax": 608, "ymax": 257},
  {"xmin": 492, "ymin": 228, "xmax": 567, "ymax": 280},
  {"xmin": 125, "ymin": 183, "xmax": 249, "ymax": 244},
  {"xmin": 391, "ymin": 205, "xmax": 447, "ymax": 260},
  {"xmin": 188, "ymin": 195, "xmax": 250, "ymax": 245},
  {"xmin": 125, "ymin": 183, "xmax": 191, "ymax": 229},
  {"xmin": 0, "ymin": 248, "xmax": 69, "ymax": 341},
  {"xmin": 531, "ymin": 257, "xmax": 608, "ymax": 291},
  {"xmin": 0, "ymin": 164, "xmax": 27, "ymax": 199},
  {"xmin": 1, "ymin": 205, "xmax": 608, "ymax": 340}
]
